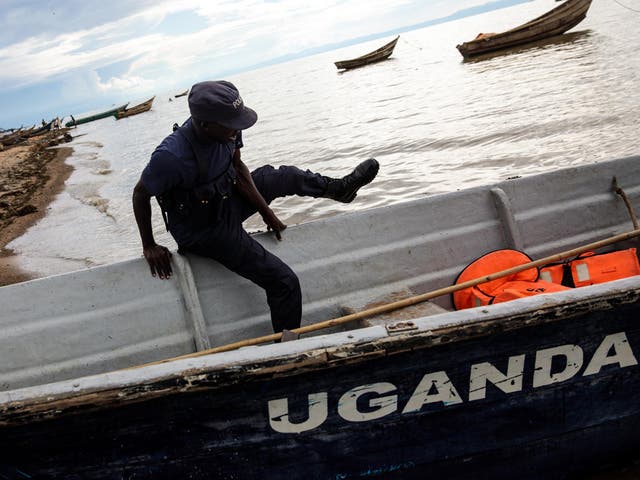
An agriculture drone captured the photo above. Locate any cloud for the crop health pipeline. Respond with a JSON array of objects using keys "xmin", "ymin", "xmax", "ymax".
[
  {"xmin": 0, "ymin": 0, "xmax": 519, "ymax": 126},
  {"xmin": 1, "ymin": 0, "xmax": 491, "ymax": 92},
  {"xmin": 96, "ymin": 75, "xmax": 155, "ymax": 94},
  {"xmin": 0, "ymin": 0, "xmax": 159, "ymax": 47}
]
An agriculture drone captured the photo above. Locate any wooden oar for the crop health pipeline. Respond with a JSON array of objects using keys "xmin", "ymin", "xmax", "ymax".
[{"xmin": 131, "ymin": 228, "xmax": 640, "ymax": 369}]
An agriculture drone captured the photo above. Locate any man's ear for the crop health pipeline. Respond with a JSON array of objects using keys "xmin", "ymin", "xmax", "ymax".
[{"xmin": 193, "ymin": 118, "xmax": 207, "ymax": 129}]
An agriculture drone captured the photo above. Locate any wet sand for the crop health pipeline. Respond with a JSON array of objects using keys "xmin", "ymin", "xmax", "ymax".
[{"xmin": 0, "ymin": 131, "xmax": 73, "ymax": 286}]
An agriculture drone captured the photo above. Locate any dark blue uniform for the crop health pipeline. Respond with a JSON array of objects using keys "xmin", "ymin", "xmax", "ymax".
[{"xmin": 141, "ymin": 119, "xmax": 328, "ymax": 332}]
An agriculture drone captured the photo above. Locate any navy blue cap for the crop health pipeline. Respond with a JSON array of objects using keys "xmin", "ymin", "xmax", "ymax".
[{"xmin": 188, "ymin": 80, "xmax": 257, "ymax": 130}]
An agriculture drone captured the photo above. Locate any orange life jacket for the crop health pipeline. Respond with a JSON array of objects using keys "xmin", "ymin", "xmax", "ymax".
[
  {"xmin": 539, "ymin": 248, "xmax": 640, "ymax": 288},
  {"xmin": 453, "ymin": 249, "xmax": 570, "ymax": 310}
]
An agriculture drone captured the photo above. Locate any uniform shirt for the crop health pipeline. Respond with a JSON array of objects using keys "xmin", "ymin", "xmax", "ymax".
[{"xmin": 141, "ymin": 118, "xmax": 243, "ymax": 244}]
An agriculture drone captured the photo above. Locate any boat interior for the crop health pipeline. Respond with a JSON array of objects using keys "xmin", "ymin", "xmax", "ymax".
[{"xmin": 1, "ymin": 156, "xmax": 639, "ymax": 392}]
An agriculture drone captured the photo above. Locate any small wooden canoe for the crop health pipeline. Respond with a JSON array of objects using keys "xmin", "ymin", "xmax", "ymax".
[
  {"xmin": 0, "ymin": 126, "xmax": 36, "ymax": 146},
  {"xmin": 174, "ymin": 89, "xmax": 189, "ymax": 98},
  {"xmin": 335, "ymin": 36, "xmax": 400, "ymax": 70},
  {"xmin": 116, "ymin": 96, "xmax": 155, "ymax": 120},
  {"xmin": 456, "ymin": 0, "xmax": 593, "ymax": 58}
]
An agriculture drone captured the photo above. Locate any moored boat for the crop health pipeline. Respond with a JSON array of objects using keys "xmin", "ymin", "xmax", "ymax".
[
  {"xmin": 64, "ymin": 103, "xmax": 129, "ymax": 127},
  {"xmin": 0, "ymin": 126, "xmax": 36, "ymax": 146},
  {"xmin": 335, "ymin": 35, "xmax": 400, "ymax": 70},
  {"xmin": 115, "ymin": 96, "xmax": 155, "ymax": 119},
  {"xmin": 1, "ymin": 156, "xmax": 640, "ymax": 478},
  {"xmin": 456, "ymin": 0, "xmax": 593, "ymax": 58},
  {"xmin": 27, "ymin": 120, "xmax": 53, "ymax": 137}
]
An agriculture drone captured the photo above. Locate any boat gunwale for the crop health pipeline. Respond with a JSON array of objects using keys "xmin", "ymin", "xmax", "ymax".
[
  {"xmin": 2, "ymin": 275, "xmax": 639, "ymax": 426},
  {"xmin": 503, "ymin": 0, "xmax": 592, "ymax": 35},
  {"xmin": 456, "ymin": 0, "xmax": 592, "ymax": 56},
  {"xmin": 334, "ymin": 36, "xmax": 400, "ymax": 69},
  {"xmin": 115, "ymin": 96, "xmax": 155, "ymax": 119}
]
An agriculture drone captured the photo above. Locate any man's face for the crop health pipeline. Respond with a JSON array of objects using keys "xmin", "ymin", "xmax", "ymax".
[{"xmin": 193, "ymin": 119, "xmax": 238, "ymax": 143}]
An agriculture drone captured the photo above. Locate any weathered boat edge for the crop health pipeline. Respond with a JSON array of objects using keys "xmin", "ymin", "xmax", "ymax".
[
  {"xmin": 2, "ymin": 155, "xmax": 639, "ymax": 398},
  {"xmin": 2, "ymin": 155, "xmax": 640, "ymax": 479},
  {"xmin": 116, "ymin": 96, "xmax": 155, "ymax": 119},
  {"xmin": 456, "ymin": 0, "xmax": 593, "ymax": 58},
  {"xmin": 335, "ymin": 35, "xmax": 400, "ymax": 70},
  {"xmin": 2, "ymin": 274, "xmax": 638, "ymax": 426},
  {"xmin": 1, "ymin": 273, "xmax": 639, "ymax": 479}
]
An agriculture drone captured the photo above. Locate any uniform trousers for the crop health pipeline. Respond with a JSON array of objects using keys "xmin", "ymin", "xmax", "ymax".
[{"xmin": 179, "ymin": 165, "xmax": 327, "ymax": 333}]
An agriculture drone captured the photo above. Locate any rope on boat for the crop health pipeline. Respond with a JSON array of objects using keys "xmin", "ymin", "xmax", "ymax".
[
  {"xmin": 127, "ymin": 227, "xmax": 640, "ymax": 370},
  {"xmin": 613, "ymin": 0, "xmax": 640, "ymax": 13},
  {"xmin": 401, "ymin": 37, "xmax": 423, "ymax": 51}
]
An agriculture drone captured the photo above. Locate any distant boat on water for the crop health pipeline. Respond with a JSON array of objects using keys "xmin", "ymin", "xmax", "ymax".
[
  {"xmin": 64, "ymin": 103, "xmax": 129, "ymax": 127},
  {"xmin": 334, "ymin": 36, "xmax": 400, "ymax": 70},
  {"xmin": 456, "ymin": 0, "xmax": 593, "ymax": 58},
  {"xmin": 174, "ymin": 89, "xmax": 189, "ymax": 98},
  {"xmin": 116, "ymin": 96, "xmax": 155, "ymax": 120}
]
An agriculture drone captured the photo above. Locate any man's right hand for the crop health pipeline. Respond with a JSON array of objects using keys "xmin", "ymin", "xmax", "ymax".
[
  {"xmin": 143, "ymin": 244, "xmax": 173, "ymax": 279},
  {"xmin": 260, "ymin": 207, "xmax": 287, "ymax": 241}
]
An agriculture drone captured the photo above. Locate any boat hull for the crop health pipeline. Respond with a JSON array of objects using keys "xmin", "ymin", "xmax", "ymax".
[
  {"xmin": 457, "ymin": 0, "xmax": 592, "ymax": 58},
  {"xmin": 335, "ymin": 36, "xmax": 400, "ymax": 70},
  {"xmin": 1, "ymin": 282, "xmax": 639, "ymax": 479},
  {"xmin": 2, "ymin": 155, "xmax": 640, "ymax": 477},
  {"xmin": 116, "ymin": 96, "xmax": 155, "ymax": 119}
]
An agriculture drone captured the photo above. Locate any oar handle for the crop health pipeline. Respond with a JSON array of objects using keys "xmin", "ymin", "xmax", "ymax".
[{"xmin": 131, "ymin": 228, "xmax": 640, "ymax": 368}]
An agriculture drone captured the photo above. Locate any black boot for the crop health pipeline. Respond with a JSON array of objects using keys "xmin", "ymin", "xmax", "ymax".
[{"xmin": 324, "ymin": 158, "xmax": 379, "ymax": 203}]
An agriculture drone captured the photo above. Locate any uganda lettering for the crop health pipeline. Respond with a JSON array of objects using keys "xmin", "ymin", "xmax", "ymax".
[{"xmin": 268, "ymin": 331, "xmax": 638, "ymax": 433}]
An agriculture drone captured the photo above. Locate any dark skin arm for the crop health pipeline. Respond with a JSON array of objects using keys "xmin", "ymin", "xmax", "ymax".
[
  {"xmin": 132, "ymin": 147, "xmax": 282, "ymax": 279},
  {"xmin": 232, "ymin": 148, "xmax": 286, "ymax": 240},
  {"xmin": 132, "ymin": 179, "xmax": 173, "ymax": 279}
]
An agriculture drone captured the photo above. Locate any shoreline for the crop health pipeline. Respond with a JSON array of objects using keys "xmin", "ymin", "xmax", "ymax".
[{"xmin": 0, "ymin": 133, "xmax": 74, "ymax": 286}]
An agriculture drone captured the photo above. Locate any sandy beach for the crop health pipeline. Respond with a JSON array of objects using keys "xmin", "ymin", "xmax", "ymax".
[{"xmin": 0, "ymin": 130, "xmax": 74, "ymax": 286}]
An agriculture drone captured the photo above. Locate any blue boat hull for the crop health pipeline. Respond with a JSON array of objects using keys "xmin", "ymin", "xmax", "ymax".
[{"xmin": 1, "ymin": 286, "xmax": 639, "ymax": 479}]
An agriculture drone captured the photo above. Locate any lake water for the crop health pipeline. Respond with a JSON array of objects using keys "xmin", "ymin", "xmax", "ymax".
[{"xmin": 9, "ymin": 0, "xmax": 640, "ymax": 280}]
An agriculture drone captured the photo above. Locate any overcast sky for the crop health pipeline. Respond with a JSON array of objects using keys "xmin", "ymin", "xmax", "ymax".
[{"xmin": 0, "ymin": 0, "xmax": 526, "ymax": 128}]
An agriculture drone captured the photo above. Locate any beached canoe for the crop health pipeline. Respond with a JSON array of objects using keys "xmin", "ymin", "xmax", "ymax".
[
  {"xmin": 27, "ymin": 120, "xmax": 53, "ymax": 137},
  {"xmin": 115, "ymin": 96, "xmax": 155, "ymax": 120},
  {"xmin": 456, "ymin": 0, "xmax": 593, "ymax": 58},
  {"xmin": 64, "ymin": 103, "xmax": 129, "ymax": 127},
  {"xmin": 1, "ymin": 156, "xmax": 640, "ymax": 478},
  {"xmin": 0, "ymin": 126, "xmax": 36, "ymax": 146},
  {"xmin": 335, "ymin": 35, "xmax": 400, "ymax": 70}
]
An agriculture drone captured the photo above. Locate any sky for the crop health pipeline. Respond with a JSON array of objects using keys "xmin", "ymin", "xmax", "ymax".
[{"xmin": 0, "ymin": 0, "xmax": 529, "ymax": 128}]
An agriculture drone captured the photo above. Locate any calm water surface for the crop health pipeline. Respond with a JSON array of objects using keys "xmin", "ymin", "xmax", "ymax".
[{"xmin": 9, "ymin": 0, "xmax": 640, "ymax": 279}]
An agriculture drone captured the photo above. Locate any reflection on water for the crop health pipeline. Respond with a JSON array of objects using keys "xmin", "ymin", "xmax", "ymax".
[
  {"xmin": 461, "ymin": 29, "xmax": 594, "ymax": 63},
  {"xmin": 8, "ymin": 0, "xmax": 640, "ymax": 279}
]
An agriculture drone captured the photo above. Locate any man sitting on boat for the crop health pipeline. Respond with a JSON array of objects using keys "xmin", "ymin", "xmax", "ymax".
[{"xmin": 132, "ymin": 80, "xmax": 379, "ymax": 334}]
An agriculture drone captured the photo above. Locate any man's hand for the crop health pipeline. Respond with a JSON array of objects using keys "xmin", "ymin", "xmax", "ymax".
[
  {"xmin": 133, "ymin": 179, "xmax": 173, "ymax": 279},
  {"xmin": 143, "ymin": 244, "xmax": 173, "ymax": 279},
  {"xmin": 260, "ymin": 208, "xmax": 287, "ymax": 241}
]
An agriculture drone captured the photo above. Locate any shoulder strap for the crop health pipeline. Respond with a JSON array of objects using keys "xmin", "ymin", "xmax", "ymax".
[{"xmin": 175, "ymin": 124, "xmax": 210, "ymax": 182}]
